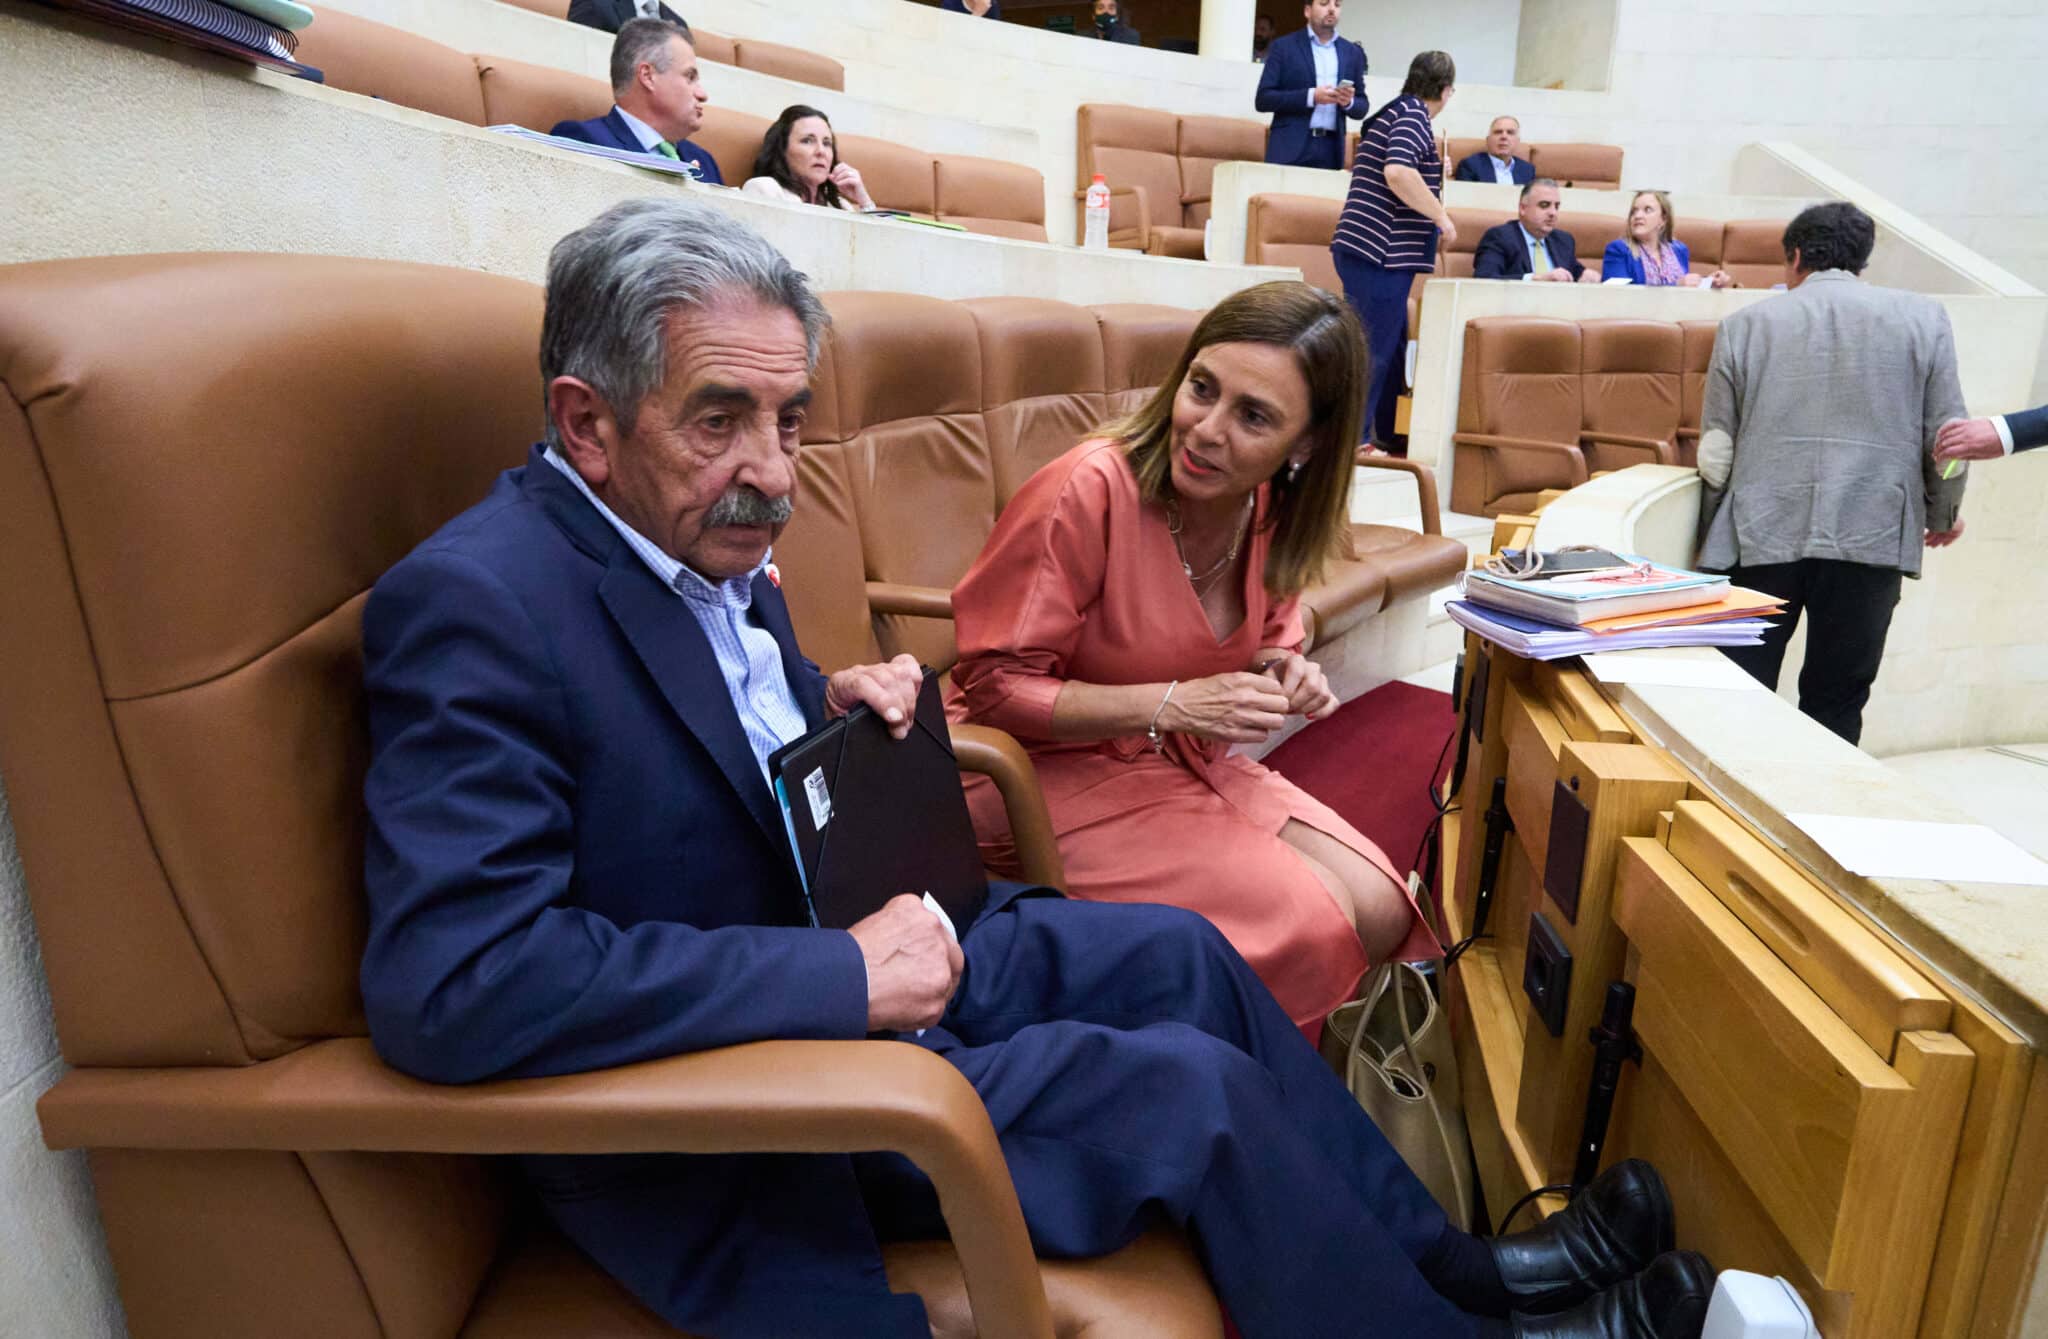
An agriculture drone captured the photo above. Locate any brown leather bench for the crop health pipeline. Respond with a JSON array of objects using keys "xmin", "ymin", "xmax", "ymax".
[
  {"xmin": 302, "ymin": 11, "xmax": 1048, "ymax": 240},
  {"xmin": 0, "ymin": 251, "xmax": 1225, "ymax": 1339},
  {"xmin": 1443, "ymin": 138, "xmax": 1626, "ymax": 190},
  {"xmin": 1076, "ymin": 104, "xmax": 1266, "ymax": 259},
  {"xmin": 1452, "ymin": 315, "xmax": 1723, "ymax": 516}
]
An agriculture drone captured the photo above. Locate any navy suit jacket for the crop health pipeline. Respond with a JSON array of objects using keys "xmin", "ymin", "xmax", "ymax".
[
  {"xmin": 565, "ymin": 0, "xmax": 686, "ymax": 33},
  {"xmin": 1472, "ymin": 219, "xmax": 1584, "ymax": 280},
  {"xmin": 940, "ymin": 0, "xmax": 1001, "ymax": 14},
  {"xmin": 1256, "ymin": 28, "xmax": 1368, "ymax": 166},
  {"xmin": 362, "ymin": 450, "xmax": 989, "ymax": 1336},
  {"xmin": 2006, "ymin": 403, "xmax": 2048, "ymax": 451},
  {"xmin": 1452, "ymin": 151, "xmax": 1534, "ymax": 185},
  {"xmin": 549, "ymin": 107, "xmax": 725, "ymax": 185}
]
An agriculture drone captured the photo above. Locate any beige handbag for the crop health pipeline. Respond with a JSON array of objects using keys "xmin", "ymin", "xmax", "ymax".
[{"xmin": 1319, "ymin": 959, "xmax": 1474, "ymax": 1231}]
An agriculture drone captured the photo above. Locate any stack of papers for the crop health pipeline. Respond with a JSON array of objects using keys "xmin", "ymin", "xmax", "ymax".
[
  {"xmin": 1462, "ymin": 558, "xmax": 1729, "ymax": 626},
  {"xmin": 1445, "ymin": 600, "xmax": 1770, "ymax": 661},
  {"xmin": 487, "ymin": 127, "xmax": 708, "ymax": 181}
]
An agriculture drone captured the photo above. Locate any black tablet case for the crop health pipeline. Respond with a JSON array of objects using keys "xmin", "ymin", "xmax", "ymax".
[{"xmin": 768, "ymin": 671, "xmax": 988, "ymax": 931}]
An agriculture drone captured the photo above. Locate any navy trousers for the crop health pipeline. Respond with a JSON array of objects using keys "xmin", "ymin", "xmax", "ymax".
[
  {"xmin": 861, "ymin": 897, "xmax": 1488, "ymax": 1338},
  {"xmin": 1284, "ymin": 131, "xmax": 1346, "ymax": 170},
  {"xmin": 1333, "ymin": 250, "xmax": 1417, "ymax": 447}
]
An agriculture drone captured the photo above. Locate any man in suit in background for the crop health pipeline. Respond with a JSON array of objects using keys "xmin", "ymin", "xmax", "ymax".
[
  {"xmin": 1934, "ymin": 402, "xmax": 2048, "ymax": 461},
  {"xmin": 1697, "ymin": 202, "xmax": 1968, "ymax": 745},
  {"xmin": 1086, "ymin": 0, "xmax": 1141, "ymax": 44},
  {"xmin": 1453, "ymin": 116, "xmax": 1535, "ymax": 185},
  {"xmin": 550, "ymin": 18, "xmax": 724, "ymax": 184},
  {"xmin": 1256, "ymin": 0, "xmax": 1368, "ymax": 169},
  {"xmin": 359, "ymin": 194, "xmax": 1709, "ymax": 1339},
  {"xmin": 1472, "ymin": 179, "xmax": 1595, "ymax": 281},
  {"xmin": 567, "ymin": 0, "xmax": 687, "ymax": 36},
  {"xmin": 941, "ymin": 0, "xmax": 1002, "ymax": 17}
]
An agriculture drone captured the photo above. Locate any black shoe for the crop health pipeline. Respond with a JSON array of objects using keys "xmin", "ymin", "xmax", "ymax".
[
  {"xmin": 1511, "ymin": 1251, "xmax": 1715, "ymax": 1338},
  {"xmin": 1490, "ymin": 1160, "xmax": 1676, "ymax": 1314}
]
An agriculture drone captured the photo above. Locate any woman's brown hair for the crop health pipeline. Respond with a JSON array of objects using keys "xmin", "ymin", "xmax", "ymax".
[{"xmin": 1107, "ymin": 281, "xmax": 1366, "ymax": 597}]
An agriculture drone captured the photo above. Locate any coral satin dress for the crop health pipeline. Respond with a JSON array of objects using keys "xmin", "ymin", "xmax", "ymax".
[{"xmin": 947, "ymin": 441, "xmax": 1436, "ymax": 1029}]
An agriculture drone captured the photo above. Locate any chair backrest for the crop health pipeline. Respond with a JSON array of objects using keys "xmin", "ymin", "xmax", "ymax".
[
  {"xmin": 1529, "ymin": 142, "xmax": 1623, "ymax": 189},
  {"xmin": 731, "ymin": 37, "xmax": 845, "ymax": 91},
  {"xmin": 1439, "ymin": 207, "xmax": 1500, "ymax": 278},
  {"xmin": 1177, "ymin": 113, "xmax": 1267, "ymax": 227},
  {"xmin": 968, "ymin": 298, "xmax": 1114, "ymax": 508},
  {"xmin": 935, "ymin": 155, "xmax": 1050, "ymax": 242},
  {"xmin": 1580, "ymin": 318, "xmax": 1683, "ymax": 445},
  {"xmin": 292, "ymin": 8, "xmax": 490, "ymax": 125},
  {"xmin": 1720, "ymin": 219, "xmax": 1788, "ymax": 290},
  {"xmin": 1673, "ymin": 215, "xmax": 1723, "ymax": 270},
  {"xmin": 836, "ymin": 133, "xmax": 941, "ymax": 215},
  {"xmin": 1078, "ymin": 104, "xmax": 1185, "ymax": 230},
  {"xmin": 474, "ymin": 52, "xmax": 611, "ymax": 131},
  {"xmin": 690, "ymin": 28, "xmax": 738, "ymax": 64},
  {"xmin": 496, "ymin": 0, "xmax": 570, "ymax": 16},
  {"xmin": 1457, "ymin": 316, "xmax": 1583, "ymax": 443},
  {"xmin": 1555, "ymin": 210, "xmax": 1616, "ymax": 273},
  {"xmin": 693, "ymin": 104, "xmax": 775, "ymax": 186},
  {"xmin": 1244, "ymin": 193, "xmax": 1343, "ymax": 293}
]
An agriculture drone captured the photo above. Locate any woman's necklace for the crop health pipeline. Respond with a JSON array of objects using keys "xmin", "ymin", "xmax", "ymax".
[{"xmin": 1166, "ymin": 494, "xmax": 1253, "ymax": 594}]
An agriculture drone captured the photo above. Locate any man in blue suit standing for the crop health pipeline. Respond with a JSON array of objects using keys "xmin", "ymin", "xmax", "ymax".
[
  {"xmin": 1256, "ymin": 0, "xmax": 1368, "ymax": 169},
  {"xmin": 549, "ymin": 18, "xmax": 724, "ymax": 184},
  {"xmin": 359, "ymin": 196, "xmax": 1709, "ymax": 1339}
]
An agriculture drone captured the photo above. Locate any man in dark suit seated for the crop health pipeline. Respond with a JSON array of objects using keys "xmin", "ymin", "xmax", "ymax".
[
  {"xmin": 1085, "ymin": 0, "xmax": 1142, "ymax": 44},
  {"xmin": 567, "ymin": 0, "xmax": 687, "ymax": 35},
  {"xmin": 1453, "ymin": 116, "xmax": 1535, "ymax": 186},
  {"xmin": 359, "ymin": 196, "xmax": 1710, "ymax": 1339},
  {"xmin": 1472, "ymin": 179, "xmax": 1597, "ymax": 282},
  {"xmin": 1256, "ymin": 0, "xmax": 1368, "ymax": 169},
  {"xmin": 549, "ymin": 18, "xmax": 724, "ymax": 184}
]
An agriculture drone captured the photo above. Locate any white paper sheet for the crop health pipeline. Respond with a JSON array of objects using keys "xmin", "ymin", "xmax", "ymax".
[
  {"xmin": 1787, "ymin": 814, "xmax": 2048, "ymax": 887},
  {"xmin": 1580, "ymin": 652, "xmax": 1768, "ymax": 692}
]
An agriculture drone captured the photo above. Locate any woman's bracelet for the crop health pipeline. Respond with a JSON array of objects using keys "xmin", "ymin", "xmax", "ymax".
[{"xmin": 1146, "ymin": 680, "xmax": 1179, "ymax": 753}]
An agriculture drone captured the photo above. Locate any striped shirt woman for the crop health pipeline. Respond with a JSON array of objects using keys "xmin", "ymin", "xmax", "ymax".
[{"xmin": 1328, "ymin": 50, "xmax": 1456, "ymax": 448}]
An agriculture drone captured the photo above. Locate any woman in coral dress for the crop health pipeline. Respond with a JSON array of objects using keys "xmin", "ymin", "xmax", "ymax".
[{"xmin": 948, "ymin": 282, "xmax": 1437, "ymax": 1032}]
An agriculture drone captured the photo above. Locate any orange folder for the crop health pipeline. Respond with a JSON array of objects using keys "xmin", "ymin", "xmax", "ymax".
[{"xmin": 1581, "ymin": 586, "xmax": 1784, "ymax": 634}]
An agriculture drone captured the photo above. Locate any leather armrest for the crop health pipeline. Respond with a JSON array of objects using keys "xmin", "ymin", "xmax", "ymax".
[
  {"xmin": 1579, "ymin": 432, "xmax": 1676, "ymax": 468},
  {"xmin": 1354, "ymin": 452, "xmax": 1442, "ymax": 535},
  {"xmin": 949, "ymin": 724, "xmax": 1065, "ymax": 891},
  {"xmin": 1450, "ymin": 433, "xmax": 1591, "ymax": 486},
  {"xmin": 866, "ymin": 581, "xmax": 954, "ymax": 620},
  {"xmin": 40, "ymin": 1036, "xmax": 1057, "ymax": 1339}
]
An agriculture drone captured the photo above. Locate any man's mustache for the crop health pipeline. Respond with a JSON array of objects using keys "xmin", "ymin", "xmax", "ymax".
[{"xmin": 704, "ymin": 488, "xmax": 794, "ymax": 528}]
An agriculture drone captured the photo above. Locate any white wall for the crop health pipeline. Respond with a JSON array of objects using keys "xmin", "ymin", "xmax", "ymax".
[
  {"xmin": 1339, "ymin": 0, "xmax": 1524, "ymax": 89},
  {"xmin": 1514, "ymin": 0, "xmax": 1616, "ymax": 90},
  {"xmin": 0, "ymin": 782, "xmax": 125, "ymax": 1338}
]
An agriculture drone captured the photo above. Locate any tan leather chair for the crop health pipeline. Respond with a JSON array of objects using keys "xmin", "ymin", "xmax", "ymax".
[
  {"xmin": 1096, "ymin": 302, "xmax": 1200, "ymax": 416},
  {"xmin": 292, "ymin": 8, "xmax": 489, "ymax": 124},
  {"xmin": 0, "ymin": 252, "xmax": 1225, "ymax": 1339},
  {"xmin": 1452, "ymin": 315, "xmax": 1589, "ymax": 516},
  {"xmin": 731, "ymin": 37, "xmax": 845, "ymax": 90},
  {"xmin": 692, "ymin": 104, "xmax": 775, "ymax": 187},
  {"xmin": 1177, "ymin": 113, "xmax": 1267, "ymax": 233},
  {"xmin": 1075, "ymin": 104, "xmax": 1193, "ymax": 257},
  {"xmin": 1439, "ymin": 206, "xmax": 1499, "ymax": 278},
  {"xmin": 970, "ymin": 297, "xmax": 1113, "ymax": 507},
  {"xmin": 496, "ymin": 0, "xmax": 570, "ymax": 18},
  {"xmin": 1555, "ymin": 210, "xmax": 1616, "ymax": 275},
  {"xmin": 1720, "ymin": 218, "xmax": 1788, "ymax": 289},
  {"xmin": 1528, "ymin": 142, "xmax": 1623, "ymax": 190},
  {"xmin": 1244, "ymin": 193, "xmax": 1344, "ymax": 293},
  {"xmin": 836, "ymin": 131, "xmax": 941, "ymax": 216},
  {"xmin": 688, "ymin": 28, "xmax": 738, "ymax": 65},
  {"xmin": 1677, "ymin": 320, "xmax": 1719, "ymax": 468},
  {"xmin": 935, "ymin": 155, "xmax": 1050, "ymax": 241},
  {"xmin": 474, "ymin": 52, "xmax": 610, "ymax": 130},
  {"xmin": 1673, "ymin": 215, "xmax": 1724, "ymax": 278},
  {"xmin": 1579, "ymin": 318, "xmax": 1683, "ymax": 471}
]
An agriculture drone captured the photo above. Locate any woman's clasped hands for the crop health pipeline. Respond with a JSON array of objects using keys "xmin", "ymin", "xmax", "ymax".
[{"xmin": 1162, "ymin": 652, "xmax": 1339, "ymax": 744}]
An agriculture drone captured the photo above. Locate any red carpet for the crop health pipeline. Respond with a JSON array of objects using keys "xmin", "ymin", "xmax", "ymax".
[{"xmin": 1264, "ymin": 679, "xmax": 1457, "ymax": 893}]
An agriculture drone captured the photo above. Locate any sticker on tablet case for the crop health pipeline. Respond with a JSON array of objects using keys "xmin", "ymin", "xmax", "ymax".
[{"xmin": 803, "ymin": 766, "xmax": 832, "ymax": 831}]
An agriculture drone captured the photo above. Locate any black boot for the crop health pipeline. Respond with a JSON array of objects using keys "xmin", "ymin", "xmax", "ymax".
[
  {"xmin": 1490, "ymin": 1160, "xmax": 1676, "ymax": 1313},
  {"xmin": 1512, "ymin": 1251, "xmax": 1715, "ymax": 1338}
]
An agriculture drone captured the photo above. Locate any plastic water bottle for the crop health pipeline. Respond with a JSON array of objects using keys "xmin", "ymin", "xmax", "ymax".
[{"xmin": 1083, "ymin": 173, "xmax": 1111, "ymax": 251}]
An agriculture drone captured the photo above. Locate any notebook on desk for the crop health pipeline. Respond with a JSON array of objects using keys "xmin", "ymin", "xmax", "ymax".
[{"xmin": 767, "ymin": 669, "xmax": 987, "ymax": 932}]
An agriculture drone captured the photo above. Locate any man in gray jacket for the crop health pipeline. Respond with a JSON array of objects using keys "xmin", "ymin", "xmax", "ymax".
[{"xmin": 1696, "ymin": 202, "xmax": 1966, "ymax": 745}]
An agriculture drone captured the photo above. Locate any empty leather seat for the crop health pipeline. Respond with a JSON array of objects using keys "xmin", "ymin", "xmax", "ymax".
[
  {"xmin": 1452, "ymin": 315, "xmax": 1588, "ymax": 516},
  {"xmin": 837, "ymin": 132, "xmax": 941, "ymax": 216},
  {"xmin": 1244, "ymin": 193, "xmax": 1343, "ymax": 293},
  {"xmin": 936, "ymin": 155, "xmax": 1050, "ymax": 241},
  {"xmin": 1528, "ymin": 142, "xmax": 1623, "ymax": 190},
  {"xmin": 1720, "ymin": 218, "xmax": 1788, "ymax": 289},
  {"xmin": 731, "ymin": 37, "xmax": 845, "ymax": 91},
  {"xmin": 1077, "ymin": 104, "xmax": 1199, "ymax": 258},
  {"xmin": 1555, "ymin": 210, "xmax": 1617, "ymax": 274},
  {"xmin": 1177, "ymin": 113, "xmax": 1268, "ymax": 231},
  {"xmin": 1673, "ymin": 215, "xmax": 1724, "ymax": 276},
  {"xmin": 1579, "ymin": 319, "xmax": 1683, "ymax": 471},
  {"xmin": 1093, "ymin": 303, "xmax": 1199, "ymax": 415},
  {"xmin": 691, "ymin": 104, "xmax": 775, "ymax": 188},
  {"xmin": 474, "ymin": 53, "xmax": 610, "ymax": 131},
  {"xmin": 292, "ymin": 8, "xmax": 489, "ymax": 125},
  {"xmin": 966, "ymin": 298, "xmax": 1112, "ymax": 506}
]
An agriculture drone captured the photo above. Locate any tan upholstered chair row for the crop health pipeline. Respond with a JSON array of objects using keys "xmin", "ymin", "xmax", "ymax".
[
  {"xmin": 293, "ymin": 10, "xmax": 1047, "ymax": 239},
  {"xmin": 1075, "ymin": 104, "xmax": 1267, "ymax": 260},
  {"xmin": 490, "ymin": 0, "xmax": 846, "ymax": 89},
  {"xmin": 0, "ymin": 252, "xmax": 1231, "ymax": 1339},
  {"xmin": 1440, "ymin": 138, "xmax": 1626, "ymax": 189},
  {"xmin": 1452, "ymin": 315, "xmax": 1720, "ymax": 517}
]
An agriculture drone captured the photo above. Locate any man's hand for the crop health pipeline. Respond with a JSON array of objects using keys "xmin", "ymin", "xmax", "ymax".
[
  {"xmin": 1334, "ymin": 84, "xmax": 1356, "ymax": 108},
  {"xmin": 1312, "ymin": 85, "xmax": 1345, "ymax": 106},
  {"xmin": 1540, "ymin": 268, "xmax": 1575, "ymax": 283},
  {"xmin": 1163, "ymin": 672, "xmax": 1292, "ymax": 744},
  {"xmin": 1925, "ymin": 519, "xmax": 1966, "ymax": 549},
  {"xmin": 849, "ymin": 894, "xmax": 964, "ymax": 1032},
  {"xmin": 1257, "ymin": 652, "xmax": 1339, "ymax": 721},
  {"xmin": 1935, "ymin": 417, "xmax": 2005, "ymax": 463},
  {"xmin": 825, "ymin": 653, "xmax": 922, "ymax": 739}
]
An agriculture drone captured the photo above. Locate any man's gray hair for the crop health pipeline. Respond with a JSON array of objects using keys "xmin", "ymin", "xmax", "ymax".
[
  {"xmin": 610, "ymin": 17, "xmax": 686, "ymax": 96},
  {"xmin": 540, "ymin": 198, "xmax": 830, "ymax": 446},
  {"xmin": 1519, "ymin": 176, "xmax": 1560, "ymax": 200}
]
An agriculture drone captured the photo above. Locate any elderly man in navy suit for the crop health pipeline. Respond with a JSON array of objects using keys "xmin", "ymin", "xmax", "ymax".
[
  {"xmin": 359, "ymin": 196, "xmax": 1711, "ymax": 1339},
  {"xmin": 1256, "ymin": 0, "xmax": 1368, "ymax": 169},
  {"xmin": 549, "ymin": 18, "xmax": 724, "ymax": 184},
  {"xmin": 566, "ymin": 0, "xmax": 687, "ymax": 35},
  {"xmin": 1453, "ymin": 116, "xmax": 1536, "ymax": 186}
]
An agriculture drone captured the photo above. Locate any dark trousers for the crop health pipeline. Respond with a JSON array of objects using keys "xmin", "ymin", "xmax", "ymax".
[
  {"xmin": 1288, "ymin": 131, "xmax": 1345, "ymax": 170},
  {"xmin": 1333, "ymin": 249, "xmax": 1415, "ymax": 447},
  {"xmin": 1719, "ymin": 558, "xmax": 1903, "ymax": 745},
  {"xmin": 861, "ymin": 897, "xmax": 1488, "ymax": 1338}
]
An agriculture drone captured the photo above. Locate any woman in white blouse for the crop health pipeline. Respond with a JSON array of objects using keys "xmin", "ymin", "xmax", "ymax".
[{"xmin": 741, "ymin": 105, "xmax": 874, "ymax": 211}]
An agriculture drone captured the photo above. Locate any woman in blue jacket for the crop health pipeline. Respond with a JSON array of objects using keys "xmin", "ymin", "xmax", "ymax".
[{"xmin": 1602, "ymin": 190, "xmax": 1732, "ymax": 287}]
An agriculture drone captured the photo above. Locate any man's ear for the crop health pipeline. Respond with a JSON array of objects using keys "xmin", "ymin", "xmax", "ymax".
[{"xmin": 548, "ymin": 376, "xmax": 619, "ymax": 488}]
